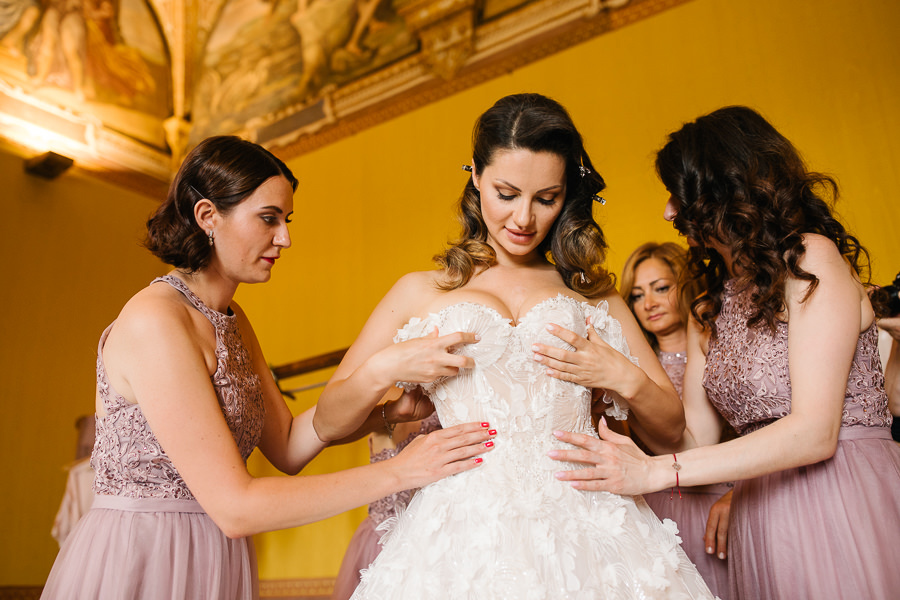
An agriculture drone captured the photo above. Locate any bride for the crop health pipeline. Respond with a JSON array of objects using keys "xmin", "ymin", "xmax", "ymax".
[{"xmin": 314, "ymin": 93, "xmax": 714, "ymax": 599}]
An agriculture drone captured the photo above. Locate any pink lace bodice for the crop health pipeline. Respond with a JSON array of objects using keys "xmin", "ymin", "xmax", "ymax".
[
  {"xmin": 658, "ymin": 350, "xmax": 687, "ymax": 399},
  {"xmin": 703, "ymin": 279, "xmax": 891, "ymax": 435},
  {"xmin": 91, "ymin": 275, "xmax": 265, "ymax": 499}
]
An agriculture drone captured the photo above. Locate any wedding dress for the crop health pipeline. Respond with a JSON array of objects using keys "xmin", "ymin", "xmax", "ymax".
[{"xmin": 351, "ymin": 295, "xmax": 714, "ymax": 599}]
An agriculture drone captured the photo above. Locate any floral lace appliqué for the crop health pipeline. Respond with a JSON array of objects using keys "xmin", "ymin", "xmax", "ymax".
[
  {"xmin": 703, "ymin": 279, "xmax": 891, "ymax": 434},
  {"xmin": 91, "ymin": 276, "xmax": 265, "ymax": 500}
]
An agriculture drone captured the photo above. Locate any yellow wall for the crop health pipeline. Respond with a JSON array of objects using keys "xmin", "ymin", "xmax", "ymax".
[
  {"xmin": 4, "ymin": 0, "xmax": 899, "ymax": 587},
  {"xmin": 0, "ymin": 145, "xmax": 166, "ymax": 584},
  {"xmin": 242, "ymin": 0, "xmax": 900, "ymax": 580}
]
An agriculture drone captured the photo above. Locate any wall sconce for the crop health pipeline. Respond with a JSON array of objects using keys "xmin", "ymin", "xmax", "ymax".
[{"xmin": 24, "ymin": 151, "xmax": 74, "ymax": 179}]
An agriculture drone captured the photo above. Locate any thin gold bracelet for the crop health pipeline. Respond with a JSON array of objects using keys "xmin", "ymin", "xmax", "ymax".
[{"xmin": 669, "ymin": 453, "xmax": 682, "ymax": 499}]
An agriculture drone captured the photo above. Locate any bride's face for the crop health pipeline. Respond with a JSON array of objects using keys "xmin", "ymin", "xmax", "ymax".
[{"xmin": 473, "ymin": 149, "xmax": 566, "ymax": 263}]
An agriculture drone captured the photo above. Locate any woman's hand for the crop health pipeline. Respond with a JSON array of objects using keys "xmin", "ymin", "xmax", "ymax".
[
  {"xmin": 704, "ymin": 489, "xmax": 733, "ymax": 560},
  {"xmin": 877, "ymin": 315, "xmax": 900, "ymax": 341},
  {"xmin": 390, "ymin": 422, "xmax": 495, "ymax": 489},
  {"xmin": 548, "ymin": 418, "xmax": 661, "ymax": 495},
  {"xmin": 370, "ymin": 327, "xmax": 479, "ymax": 386},
  {"xmin": 384, "ymin": 387, "xmax": 435, "ymax": 424},
  {"xmin": 533, "ymin": 321, "xmax": 639, "ymax": 393}
]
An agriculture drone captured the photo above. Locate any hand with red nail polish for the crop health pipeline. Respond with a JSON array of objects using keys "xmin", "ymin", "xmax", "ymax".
[{"xmin": 389, "ymin": 421, "xmax": 496, "ymax": 490}]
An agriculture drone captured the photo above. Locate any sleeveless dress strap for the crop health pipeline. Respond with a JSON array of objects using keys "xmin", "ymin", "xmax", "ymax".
[{"xmin": 152, "ymin": 275, "xmax": 233, "ymax": 327}]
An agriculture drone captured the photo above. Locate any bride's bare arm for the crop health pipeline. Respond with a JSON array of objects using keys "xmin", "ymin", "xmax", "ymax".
[
  {"xmin": 534, "ymin": 292, "xmax": 685, "ymax": 451},
  {"xmin": 598, "ymin": 294, "xmax": 685, "ymax": 451},
  {"xmin": 313, "ymin": 271, "xmax": 478, "ymax": 442}
]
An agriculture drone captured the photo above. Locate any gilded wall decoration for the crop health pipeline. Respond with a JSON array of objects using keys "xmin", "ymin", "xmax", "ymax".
[{"xmin": 0, "ymin": 0, "xmax": 691, "ymax": 196}]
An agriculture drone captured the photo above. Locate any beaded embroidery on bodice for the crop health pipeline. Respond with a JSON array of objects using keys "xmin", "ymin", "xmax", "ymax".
[
  {"xmin": 395, "ymin": 295, "xmax": 634, "ymax": 446},
  {"xmin": 91, "ymin": 275, "xmax": 265, "ymax": 499},
  {"xmin": 703, "ymin": 279, "xmax": 891, "ymax": 435}
]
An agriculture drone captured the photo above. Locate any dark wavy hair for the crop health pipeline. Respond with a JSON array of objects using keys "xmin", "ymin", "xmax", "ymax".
[
  {"xmin": 145, "ymin": 136, "xmax": 298, "ymax": 271},
  {"xmin": 655, "ymin": 106, "xmax": 871, "ymax": 332},
  {"xmin": 620, "ymin": 242, "xmax": 701, "ymax": 350},
  {"xmin": 434, "ymin": 93, "xmax": 614, "ymax": 297}
]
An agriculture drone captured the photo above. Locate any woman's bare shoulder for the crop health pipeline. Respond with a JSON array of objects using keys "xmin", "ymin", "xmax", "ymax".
[
  {"xmin": 591, "ymin": 288, "xmax": 629, "ymax": 311},
  {"xmin": 794, "ymin": 233, "xmax": 860, "ymax": 288},
  {"xmin": 383, "ymin": 269, "xmax": 446, "ymax": 307},
  {"xmin": 113, "ymin": 280, "xmax": 197, "ymax": 340},
  {"xmin": 393, "ymin": 269, "xmax": 445, "ymax": 291},
  {"xmin": 799, "ymin": 232, "xmax": 843, "ymax": 264}
]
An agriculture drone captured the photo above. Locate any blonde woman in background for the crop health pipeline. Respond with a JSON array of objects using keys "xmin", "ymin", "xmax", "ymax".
[{"xmin": 620, "ymin": 241, "xmax": 733, "ymax": 599}]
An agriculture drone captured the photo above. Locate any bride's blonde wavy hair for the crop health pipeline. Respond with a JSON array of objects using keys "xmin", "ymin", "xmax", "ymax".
[{"xmin": 434, "ymin": 93, "xmax": 614, "ymax": 298}]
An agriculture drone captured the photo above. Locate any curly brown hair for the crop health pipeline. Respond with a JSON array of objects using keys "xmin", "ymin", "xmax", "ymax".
[
  {"xmin": 145, "ymin": 136, "xmax": 298, "ymax": 271},
  {"xmin": 434, "ymin": 93, "xmax": 614, "ymax": 297},
  {"xmin": 655, "ymin": 106, "xmax": 872, "ymax": 332}
]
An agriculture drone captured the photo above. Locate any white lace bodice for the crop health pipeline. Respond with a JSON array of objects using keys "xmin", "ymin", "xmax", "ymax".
[
  {"xmin": 352, "ymin": 295, "xmax": 715, "ymax": 599},
  {"xmin": 395, "ymin": 294, "xmax": 634, "ymax": 444}
]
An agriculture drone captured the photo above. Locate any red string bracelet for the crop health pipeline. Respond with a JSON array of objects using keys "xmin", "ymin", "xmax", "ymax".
[{"xmin": 670, "ymin": 453, "xmax": 682, "ymax": 499}]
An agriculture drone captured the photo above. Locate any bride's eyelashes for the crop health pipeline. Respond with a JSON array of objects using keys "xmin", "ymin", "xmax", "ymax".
[
  {"xmin": 536, "ymin": 195, "xmax": 559, "ymax": 206},
  {"xmin": 496, "ymin": 190, "xmax": 559, "ymax": 205}
]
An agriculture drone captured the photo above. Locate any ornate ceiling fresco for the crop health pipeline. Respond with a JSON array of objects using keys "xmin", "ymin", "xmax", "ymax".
[{"xmin": 0, "ymin": 0, "xmax": 688, "ymax": 197}]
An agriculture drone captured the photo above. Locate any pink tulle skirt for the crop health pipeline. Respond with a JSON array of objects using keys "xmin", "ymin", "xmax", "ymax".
[
  {"xmin": 729, "ymin": 427, "xmax": 900, "ymax": 600},
  {"xmin": 41, "ymin": 495, "xmax": 257, "ymax": 600},
  {"xmin": 331, "ymin": 518, "xmax": 382, "ymax": 600},
  {"xmin": 643, "ymin": 483, "xmax": 733, "ymax": 599}
]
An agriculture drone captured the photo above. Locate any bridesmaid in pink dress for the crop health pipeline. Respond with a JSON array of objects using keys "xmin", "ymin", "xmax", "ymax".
[
  {"xmin": 619, "ymin": 241, "xmax": 733, "ymax": 599},
  {"xmin": 40, "ymin": 136, "xmax": 494, "ymax": 600},
  {"xmin": 548, "ymin": 106, "xmax": 900, "ymax": 599}
]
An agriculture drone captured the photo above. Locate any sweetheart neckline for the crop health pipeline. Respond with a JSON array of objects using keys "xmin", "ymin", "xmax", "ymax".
[{"xmin": 398, "ymin": 294, "xmax": 597, "ymax": 333}]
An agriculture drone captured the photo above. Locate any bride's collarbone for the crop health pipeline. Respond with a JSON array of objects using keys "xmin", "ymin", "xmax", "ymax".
[{"xmin": 420, "ymin": 286, "xmax": 585, "ymax": 324}]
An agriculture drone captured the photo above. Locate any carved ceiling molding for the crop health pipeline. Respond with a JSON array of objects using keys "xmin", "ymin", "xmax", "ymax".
[
  {"xmin": 260, "ymin": 0, "xmax": 692, "ymax": 160},
  {"xmin": 0, "ymin": 0, "xmax": 691, "ymax": 198}
]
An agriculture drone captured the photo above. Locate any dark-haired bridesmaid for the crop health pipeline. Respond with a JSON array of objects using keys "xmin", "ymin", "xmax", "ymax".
[
  {"xmin": 41, "ymin": 136, "xmax": 494, "ymax": 600},
  {"xmin": 550, "ymin": 106, "xmax": 900, "ymax": 599}
]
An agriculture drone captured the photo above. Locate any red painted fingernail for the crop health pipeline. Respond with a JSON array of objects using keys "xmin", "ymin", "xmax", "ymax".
[
  {"xmin": 481, "ymin": 422, "xmax": 490, "ymax": 428},
  {"xmin": 488, "ymin": 429, "xmax": 497, "ymax": 436},
  {"xmin": 473, "ymin": 457, "xmax": 483, "ymax": 464},
  {"xmin": 484, "ymin": 441, "xmax": 494, "ymax": 448}
]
